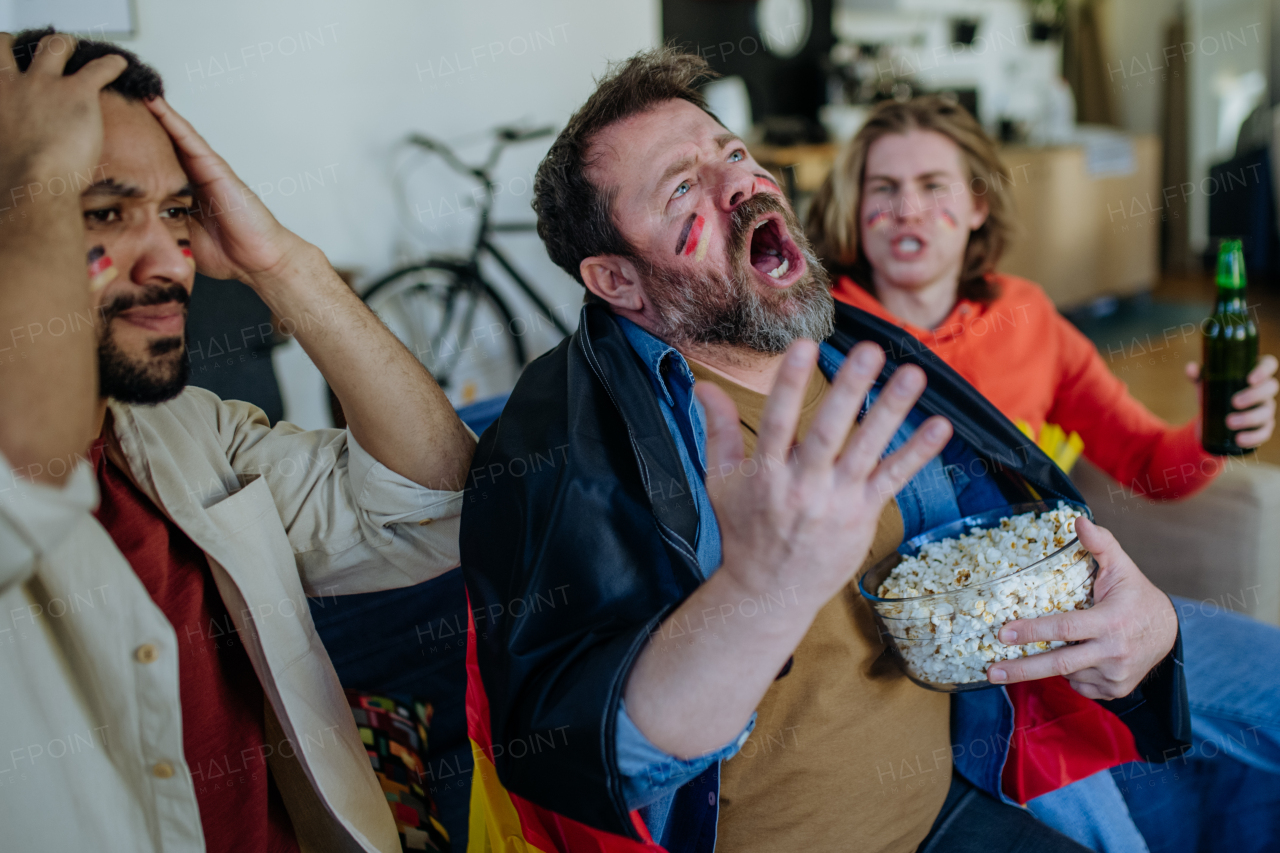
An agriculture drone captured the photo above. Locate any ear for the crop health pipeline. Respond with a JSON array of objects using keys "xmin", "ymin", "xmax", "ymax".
[
  {"xmin": 967, "ymin": 192, "xmax": 989, "ymax": 231},
  {"xmin": 580, "ymin": 255, "xmax": 646, "ymax": 312}
]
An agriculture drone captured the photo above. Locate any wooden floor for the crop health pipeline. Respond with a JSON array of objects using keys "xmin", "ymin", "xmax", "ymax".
[{"xmin": 1102, "ymin": 273, "xmax": 1280, "ymax": 467}]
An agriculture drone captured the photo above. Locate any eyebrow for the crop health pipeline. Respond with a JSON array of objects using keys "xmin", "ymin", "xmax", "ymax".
[
  {"xmin": 866, "ymin": 170, "xmax": 953, "ymax": 185},
  {"xmin": 83, "ymin": 179, "xmax": 195, "ymax": 200},
  {"xmin": 656, "ymin": 155, "xmax": 697, "ymax": 196},
  {"xmin": 83, "ymin": 178, "xmax": 142, "ymax": 199},
  {"xmin": 714, "ymin": 132, "xmax": 741, "ymax": 150},
  {"xmin": 653, "ymin": 133, "xmax": 745, "ymax": 199}
]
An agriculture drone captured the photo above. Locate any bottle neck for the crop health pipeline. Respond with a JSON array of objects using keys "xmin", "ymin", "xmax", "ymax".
[{"xmin": 1215, "ymin": 283, "xmax": 1247, "ymax": 310}]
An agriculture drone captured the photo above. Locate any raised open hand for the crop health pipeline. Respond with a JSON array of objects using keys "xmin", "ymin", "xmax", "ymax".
[{"xmin": 696, "ymin": 339, "xmax": 953, "ymax": 610}]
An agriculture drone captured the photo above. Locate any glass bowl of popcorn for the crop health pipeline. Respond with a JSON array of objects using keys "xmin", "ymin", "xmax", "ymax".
[{"xmin": 858, "ymin": 501, "xmax": 1097, "ymax": 692}]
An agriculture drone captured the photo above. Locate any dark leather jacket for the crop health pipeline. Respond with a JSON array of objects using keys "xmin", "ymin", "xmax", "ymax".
[{"xmin": 461, "ymin": 300, "xmax": 1191, "ymax": 846}]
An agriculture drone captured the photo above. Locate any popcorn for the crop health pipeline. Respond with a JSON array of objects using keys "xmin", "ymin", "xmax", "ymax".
[{"xmin": 872, "ymin": 503, "xmax": 1094, "ymax": 685}]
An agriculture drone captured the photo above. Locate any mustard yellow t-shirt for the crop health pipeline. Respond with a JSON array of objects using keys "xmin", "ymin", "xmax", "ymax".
[{"xmin": 688, "ymin": 359, "xmax": 951, "ymax": 853}]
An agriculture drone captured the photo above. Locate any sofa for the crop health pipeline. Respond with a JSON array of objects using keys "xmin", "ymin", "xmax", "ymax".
[
  {"xmin": 1072, "ymin": 457, "xmax": 1280, "ymax": 626},
  {"xmin": 307, "ymin": 398, "xmax": 1280, "ymax": 850}
]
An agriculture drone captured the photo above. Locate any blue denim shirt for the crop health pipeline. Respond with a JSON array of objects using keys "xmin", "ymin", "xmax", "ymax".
[
  {"xmin": 613, "ymin": 318, "xmax": 752, "ymax": 825},
  {"xmin": 613, "ymin": 318, "xmax": 1018, "ymax": 843}
]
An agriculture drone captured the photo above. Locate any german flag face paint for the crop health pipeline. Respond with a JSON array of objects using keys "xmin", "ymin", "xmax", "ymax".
[
  {"xmin": 937, "ymin": 209, "xmax": 960, "ymax": 230},
  {"xmin": 864, "ymin": 207, "xmax": 894, "ymax": 232},
  {"xmin": 676, "ymin": 213, "xmax": 710, "ymax": 261},
  {"xmin": 87, "ymin": 245, "xmax": 118, "ymax": 291},
  {"xmin": 179, "ymin": 239, "xmax": 196, "ymax": 271}
]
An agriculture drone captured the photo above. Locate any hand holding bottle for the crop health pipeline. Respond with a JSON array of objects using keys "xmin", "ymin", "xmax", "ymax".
[
  {"xmin": 1200, "ymin": 239, "xmax": 1264, "ymax": 455},
  {"xmin": 1186, "ymin": 355, "xmax": 1278, "ymax": 449}
]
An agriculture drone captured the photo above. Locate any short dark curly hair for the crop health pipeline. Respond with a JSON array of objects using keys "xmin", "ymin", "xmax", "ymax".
[
  {"xmin": 532, "ymin": 47, "xmax": 719, "ymax": 285},
  {"xmin": 12, "ymin": 27, "xmax": 164, "ymax": 100}
]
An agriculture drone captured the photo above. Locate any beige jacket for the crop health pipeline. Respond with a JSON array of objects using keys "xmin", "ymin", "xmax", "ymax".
[{"xmin": 0, "ymin": 387, "xmax": 464, "ymax": 852}]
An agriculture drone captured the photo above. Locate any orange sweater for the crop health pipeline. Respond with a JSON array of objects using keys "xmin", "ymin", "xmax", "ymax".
[{"xmin": 834, "ymin": 273, "xmax": 1219, "ymax": 500}]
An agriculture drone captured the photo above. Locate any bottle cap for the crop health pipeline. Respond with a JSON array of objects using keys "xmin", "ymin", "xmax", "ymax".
[{"xmin": 1216, "ymin": 238, "xmax": 1247, "ymax": 289}]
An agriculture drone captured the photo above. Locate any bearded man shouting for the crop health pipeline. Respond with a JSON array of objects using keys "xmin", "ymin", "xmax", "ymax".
[{"xmin": 460, "ymin": 48, "xmax": 1188, "ymax": 853}]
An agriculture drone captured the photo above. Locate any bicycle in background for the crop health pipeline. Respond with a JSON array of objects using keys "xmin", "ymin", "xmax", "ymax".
[{"xmin": 362, "ymin": 125, "xmax": 572, "ymax": 406}]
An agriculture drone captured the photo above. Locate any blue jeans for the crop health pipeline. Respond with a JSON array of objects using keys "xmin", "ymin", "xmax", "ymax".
[
  {"xmin": 1027, "ymin": 596, "xmax": 1280, "ymax": 852},
  {"xmin": 1028, "ymin": 770, "xmax": 1149, "ymax": 853},
  {"xmin": 1117, "ymin": 596, "xmax": 1280, "ymax": 852},
  {"xmin": 1174, "ymin": 594, "xmax": 1280, "ymax": 773}
]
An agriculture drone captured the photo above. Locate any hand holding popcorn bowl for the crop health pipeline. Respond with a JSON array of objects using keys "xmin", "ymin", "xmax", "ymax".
[{"xmin": 858, "ymin": 501, "xmax": 1097, "ymax": 691}]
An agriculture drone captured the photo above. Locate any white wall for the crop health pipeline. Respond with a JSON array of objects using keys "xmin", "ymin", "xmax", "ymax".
[
  {"xmin": 107, "ymin": 0, "xmax": 660, "ymax": 427},
  {"xmin": 1103, "ymin": 0, "xmax": 1270, "ymax": 254},
  {"xmin": 1103, "ymin": 0, "xmax": 1183, "ymax": 136}
]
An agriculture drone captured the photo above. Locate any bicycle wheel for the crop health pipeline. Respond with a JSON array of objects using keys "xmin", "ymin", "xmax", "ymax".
[{"xmin": 362, "ymin": 262, "xmax": 525, "ymax": 407}]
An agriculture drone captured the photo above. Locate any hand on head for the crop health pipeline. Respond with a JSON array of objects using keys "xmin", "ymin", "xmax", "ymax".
[
  {"xmin": 0, "ymin": 32, "xmax": 126, "ymax": 197},
  {"xmin": 142, "ymin": 96, "xmax": 306, "ymax": 287}
]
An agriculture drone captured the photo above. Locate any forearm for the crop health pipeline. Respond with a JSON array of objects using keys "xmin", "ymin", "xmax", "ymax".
[
  {"xmin": 0, "ymin": 192, "xmax": 96, "ymax": 484},
  {"xmin": 248, "ymin": 244, "xmax": 475, "ymax": 490},
  {"xmin": 1141, "ymin": 420, "xmax": 1218, "ymax": 500},
  {"xmin": 1081, "ymin": 418, "xmax": 1217, "ymax": 501},
  {"xmin": 622, "ymin": 563, "xmax": 819, "ymax": 759}
]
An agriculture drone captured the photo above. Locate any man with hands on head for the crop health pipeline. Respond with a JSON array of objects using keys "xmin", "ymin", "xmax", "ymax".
[
  {"xmin": 0, "ymin": 29, "xmax": 473, "ymax": 853},
  {"xmin": 462, "ymin": 48, "xmax": 1186, "ymax": 853}
]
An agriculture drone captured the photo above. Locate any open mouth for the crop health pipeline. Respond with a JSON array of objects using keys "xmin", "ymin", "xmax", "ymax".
[
  {"xmin": 748, "ymin": 215, "xmax": 805, "ymax": 286},
  {"xmin": 890, "ymin": 232, "xmax": 927, "ymax": 260}
]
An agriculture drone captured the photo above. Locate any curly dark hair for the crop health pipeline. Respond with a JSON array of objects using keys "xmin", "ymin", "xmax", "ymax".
[
  {"xmin": 532, "ymin": 47, "xmax": 720, "ymax": 285},
  {"xmin": 12, "ymin": 27, "xmax": 164, "ymax": 100}
]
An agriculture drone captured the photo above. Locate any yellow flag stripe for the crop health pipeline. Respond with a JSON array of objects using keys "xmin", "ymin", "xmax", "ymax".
[{"xmin": 467, "ymin": 738, "xmax": 554, "ymax": 853}]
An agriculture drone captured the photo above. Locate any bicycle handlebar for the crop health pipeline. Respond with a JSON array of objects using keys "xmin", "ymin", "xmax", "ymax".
[
  {"xmin": 407, "ymin": 125, "xmax": 554, "ymax": 162},
  {"xmin": 406, "ymin": 133, "xmax": 441, "ymax": 152},
  {"xmin": 407, "ymin": 125, "xmax": 556, "ymax": 185},
  {"xmin": 496, "ymin": 125, "xmax": 555, "ymax": 143},
  {"xmin": 407, "ymin": 133, "xmax": 479, "ymax": 182}
]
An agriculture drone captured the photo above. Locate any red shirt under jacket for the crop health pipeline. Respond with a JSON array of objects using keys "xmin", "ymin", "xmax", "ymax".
[{"xmin": 90, "ymin": 437, "xmax": 299, "ymax": 852}]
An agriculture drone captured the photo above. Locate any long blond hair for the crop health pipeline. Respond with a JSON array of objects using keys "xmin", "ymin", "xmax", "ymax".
[{"xmin": 807, "ymin": 96, "xmax": 1014, "ymax": 302}]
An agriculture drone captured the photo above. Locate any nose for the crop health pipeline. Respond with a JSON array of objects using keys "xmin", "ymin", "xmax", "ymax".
[
  {"xmin": 127, "ymin": 217, "xmax": 194, "ymax": 291},
  {"xmin": 712, "ymin": 161, "xmax": 759, "ymax": 213},
  {"xmin": 896, "ymin": 186, "xmax": 929, "ymax": 223}
]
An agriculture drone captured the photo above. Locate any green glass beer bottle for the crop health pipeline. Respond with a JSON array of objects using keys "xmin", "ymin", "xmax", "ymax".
[{"xmin": 1202, "ymin": 238, "xmax": 1259, "ymax": 455}]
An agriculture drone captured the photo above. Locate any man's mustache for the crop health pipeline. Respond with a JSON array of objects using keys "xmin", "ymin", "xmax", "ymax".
[
  {"xmin": 99, "ymin": 284, "xmax": 191, "ymax": 324},
  {"xmin": 727, "ymin": 192, "xmax": 803, "ymax": 260}
]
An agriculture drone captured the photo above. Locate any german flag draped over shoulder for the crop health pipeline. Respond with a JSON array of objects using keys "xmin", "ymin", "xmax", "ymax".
[{"xmin": 464, "ymin": 598, "xmax": 668, "ymax": 853}]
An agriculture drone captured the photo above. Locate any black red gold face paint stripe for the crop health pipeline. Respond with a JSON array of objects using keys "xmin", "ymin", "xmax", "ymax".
[
  {"xmin": 179, "ymin": 239, "xmax": 196, "ymax": 270},
  {"xmin": 865, "ymin": 208, "xmax": 893, "ymax": 231},
  {"xmin": 675, "ymin": 212, "xmax": 697, "ymax": 255},
  {"xmin": 683, "ymin": 214, "xmax": 707, "ymax": 259},
  {"xmin": 87, "ymin": 245, "xmax": 118, "ymax": 291}
]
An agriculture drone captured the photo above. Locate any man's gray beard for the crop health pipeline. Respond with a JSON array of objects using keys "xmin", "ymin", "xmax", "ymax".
[{"xmin": 637, "ymin": 239, "xmax": 835, "ymax": 355}]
